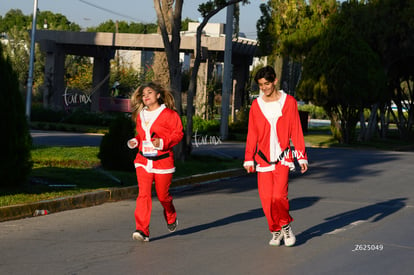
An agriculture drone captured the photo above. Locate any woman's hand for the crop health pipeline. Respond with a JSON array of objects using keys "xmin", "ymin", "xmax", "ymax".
[
  {"xmin": 127, "ymin": 138, "xmax": 138, "ymax": 149},
  {"xmin": 151, "ymin": 138, "xmax": 161, "ymax": 148}
]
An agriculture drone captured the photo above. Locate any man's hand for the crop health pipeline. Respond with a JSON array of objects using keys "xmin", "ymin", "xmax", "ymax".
[
  {"xmin": 244, "ymin": 165, "xmax": 255, "ymax": 173},
  {"xmin": 300, "ymin": 163, "xmax": 308, "ymax": 174}
]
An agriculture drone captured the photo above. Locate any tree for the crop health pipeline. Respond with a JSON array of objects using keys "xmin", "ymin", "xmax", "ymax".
[
  {"xmin": 152, "ymin": 0, "xmax": 175, "ymax": 92},
  {"xmin": 0, "ymin": 9, "xmax": 82, "ymax": 105},
  {"xmin": 297, "ymin": 5, "xmax": 386, "ymax": 143},
  {"xmin": 364, "ymin": 0, "xmax": 414, "ymax": 140},
  {"xmin": 87, "ymin": 20, "xmax": 158, "ymax": 33},
  {"xmin": 256, "ymin": 2, "xmax": 274, "ymax": 56},
  {"xmin": 153, "ymin": 0, "xmax": 184, "ymax": 114},
  {"xmin": 0, "ymin": 43, "xmax": 32, "ymax": 187},
  {"xmin": 0, "ymin": 9, "xmax": 29, "ymax": 33},
  {"xmin": 153, "ymin": 0, "xmax": 186, "ymax": 160},
  {"xmin": 3, "ymin": 26, "xmax": 30, "ymax": 88},
  {"xmin": 37, "ymin": 11, "xmax": 81, "ymax": 31}
]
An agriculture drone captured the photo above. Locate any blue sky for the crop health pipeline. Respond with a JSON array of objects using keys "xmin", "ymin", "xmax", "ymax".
[{"xmin": 1, "ymin": 0, "xmax": 265, "ymax": 39}]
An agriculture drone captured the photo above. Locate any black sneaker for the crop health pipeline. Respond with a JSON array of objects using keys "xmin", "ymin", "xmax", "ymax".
[
  {"xmin": 132, "ymin": 230, "xmax": 149, "ymax": 242},
  {"xmin": 167, "ymin": 219, "xmax": 178, "ymax": 232}
]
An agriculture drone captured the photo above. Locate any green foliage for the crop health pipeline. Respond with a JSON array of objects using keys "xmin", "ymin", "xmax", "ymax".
[
  {"xmin": 30, "ymin": 103, "xmax": 65, "ymax": 122},
  {"xmin": 297, "ymin": 28, "xmax": 385, "ymax": 143},
  {"xmin": 298, "ymin": 104, "xmax": 328, "ymax": 119},
  {"xmin": 65, "ymin": 56, "xmax": 93, "ymax": 91},
  {"xmin": 265, "ymin": 0, "xmax": 414, "ymax": 143},
  {"xmin": 2, "ymin": 26, "xmax": 30, "ymax": 86},
  {"xmin": 37, "ymin": 11, "xmax": 81, "ymax": 31},
  {"xmin": 98, "ymin": 115, "xmax": 137, "ymax": 171},
  {"xmin": 0, "ymin": 9, "xmax": 29, "ymax": 33},
  {"xmin": 0, "ymin": 44, "xmax": 32, "ymax": 187},
  {"xmin": 198, "ymin": 0, "xmax": 250, "ymax": 18},
  {"xmin": 191, "ymin": 116, "xmax": 220, "ymax": 134},
  {"xmin": 295, "ymin": 2, "xmax": 387, "ymax": 144},
  {"xmin": 0, "ymin": 9, "xmax": 79, "ymax": 96},
  {"xmin": 31, "ymin": 104, "xmax": 115, "ymax": 127},
  {"xmin": 257, "ymin": 0, "xmax": 338, "ymax": 62},
  {"xmin": 229, "ymin": 106, "xmax": 249, "ymax": 133},
  {"xmin": 110, "ymin": 64, "xmax": 143, "ymax": 98},
  {"xmin": 62, "ymin": 108, "xmax": 114, "ymax": 126},
  {"xmin": 256, "ymin": 3, "xmax": 275, "ymax": 56},
  {"xmin": 87, "ymin": 20, "xmax": 158, "ymax": 33},
  {"xmin": 181, "ymin": 17, "xmax": 197, "ymax": 31}
]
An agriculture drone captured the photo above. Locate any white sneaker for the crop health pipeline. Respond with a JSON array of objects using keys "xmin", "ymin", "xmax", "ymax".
[
  {"xmin": 282, "ymin": 224, "xmax": 296, "ymax": 247},
  {"xmin": 132, "ymin": 230, "xmax": 149, "ymax": 242},
  {"xmin": 269, "ymin": 230, "xmax": 284, "ymax": 246}
]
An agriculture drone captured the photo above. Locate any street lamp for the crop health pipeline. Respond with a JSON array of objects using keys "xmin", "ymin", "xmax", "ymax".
[{"xmin": 25, "ymin": 0, "xmax": 38, "ymax": 120}]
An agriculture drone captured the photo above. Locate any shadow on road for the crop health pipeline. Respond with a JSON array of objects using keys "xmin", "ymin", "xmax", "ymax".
[
  {"xmin": 151, "ymin": 196, "xmax": 321, "ymax": 242},
  {"xmin": 295, "ymin": 197, "xmax": 407, "ymax": 246},
  {"xmin": 304, "ymin": 148, "xmax": 401, "ymax": 183}
]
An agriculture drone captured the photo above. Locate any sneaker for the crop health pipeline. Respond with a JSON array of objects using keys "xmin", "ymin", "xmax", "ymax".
[
  {"xmin": 132, "ymin": 230, "xmax": 149, "ymax": 242},
  {"xmin": 269, "ymin": 230, "xmax": 284, "ymax": 246},
  {"xmin": 167, "ymin": 219, "xmax": 178, "ymax": 232},
  {"xmin": 282, "ymin": 224, "xmax": 296, "ymax": 247}
]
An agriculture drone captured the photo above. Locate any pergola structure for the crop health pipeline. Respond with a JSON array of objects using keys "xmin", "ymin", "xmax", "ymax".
[{"xmin": 35, "ymin": 29, "xmax": 258, "ymax": 113}]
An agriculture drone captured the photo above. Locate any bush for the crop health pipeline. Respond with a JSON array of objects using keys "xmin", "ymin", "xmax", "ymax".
[
  {"xmin": 31, "ymin": 104, "xmax": 115, "ymax": 126},
  {"xmin": 0, "ymin": 44, "xmax": 33, "ymax": 187},
  {"xmin": 62, "ymin": 107, "xmax": 114, "ymax": 126},
  {"xmin": 98, "ymin": 114, "xmax": 137, "ymax": 171},
  {"xmin": 229, "ymin": 106, "xmax": 250, "ymax": 133},
  {"xmin": 298, "ymin": 104, "xmax": 328, "ymax": 119},
  {"xmin": 187, "ymin": 116, "xmax": 220, "ymax": 135},
  {"xmin": 31, "ymin": 103, "xmax": 65, "ymax": 122}
]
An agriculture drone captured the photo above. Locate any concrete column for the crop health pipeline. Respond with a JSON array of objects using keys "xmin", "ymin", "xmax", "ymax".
[
  {"xmin": 91, "ymin": 49, "xmax": 113, "ymax": 112},
  {"xmin": 40, "ymin": 40, "xmax": 65, "ymax": 110},
  {"xmin": 232, "ymin": 53, "xmax": 251, "ymax": 119}
]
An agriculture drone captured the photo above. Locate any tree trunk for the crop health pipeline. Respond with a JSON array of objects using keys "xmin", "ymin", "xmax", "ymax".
[{"xmin": 153, "ymin": 0, "xmax": 184, "ymax": 159}]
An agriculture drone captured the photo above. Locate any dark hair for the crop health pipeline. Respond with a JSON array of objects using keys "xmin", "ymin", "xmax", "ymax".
[{"xmin": 254, "ymin": 66, "xmax": 277, "ymax": 83}]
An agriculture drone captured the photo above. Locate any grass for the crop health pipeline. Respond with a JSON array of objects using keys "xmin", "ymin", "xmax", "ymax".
[
  {"xmin": 0, "ymin": 146, "xmax": 242, "ymax": 207},
  {"xmin": 304, "ymin": 126, "xmax": 414, "ymax": 151}
]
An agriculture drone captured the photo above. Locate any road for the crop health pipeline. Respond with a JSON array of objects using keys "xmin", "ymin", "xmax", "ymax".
[
  {"xmin": 31, "ymin": 130, "xmax": 104, "ymax": 147},
  {"xmin": 1, "ymin": 145, "xmax": 413, "ymax": 274}
]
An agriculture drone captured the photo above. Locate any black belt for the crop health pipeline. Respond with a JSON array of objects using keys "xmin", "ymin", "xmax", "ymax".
[
  {"xmin": 139, "ymin": 151, "xmax": 170, "ymax": 161},
  {"xmin": 257, "ymin": 148, "xmax": 289, "ymax": 165}
]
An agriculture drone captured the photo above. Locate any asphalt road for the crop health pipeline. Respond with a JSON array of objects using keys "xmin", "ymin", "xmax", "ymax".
[
  {"xmin": 31, "ymin": 130, "xmax": 104, "ymax": 147},
  {"xmin": 1, "ymin": 145, "xmax": 413, "ymax": 274}
]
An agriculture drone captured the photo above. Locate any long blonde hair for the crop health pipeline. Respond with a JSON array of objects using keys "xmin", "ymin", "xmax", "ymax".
[{"xmin": 130, "ymin": 82, "xmax": 176, "ymax": 121}]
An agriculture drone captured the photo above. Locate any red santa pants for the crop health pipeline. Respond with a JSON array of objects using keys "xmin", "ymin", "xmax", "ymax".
[
  {"xmin": 134, "ymin": 167, "xmax": 177, "ymax": 236},
  {"xmin": 257, "ymin": 163, "xmax": 293, "ymax": 232}
]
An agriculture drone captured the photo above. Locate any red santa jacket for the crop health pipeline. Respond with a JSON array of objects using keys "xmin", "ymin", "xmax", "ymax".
[
  {"xmin": 244, "ymin": 92, "xmax": 308, "ymax": 172},
  {"xmin": 129, "ymin": 105, "xmax": 183, "ymax": 174}
]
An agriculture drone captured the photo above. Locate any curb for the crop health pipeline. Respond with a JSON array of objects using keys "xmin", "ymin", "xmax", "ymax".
[{"xmin": 0, "ymin": 168, "xmax": 246, "ymax": 222}]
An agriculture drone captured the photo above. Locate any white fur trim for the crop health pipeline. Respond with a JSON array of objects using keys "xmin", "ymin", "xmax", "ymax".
[
  {"xmin": 243, "ymin": 161, "xmax": 255, "ymax": 167},
  {"xmin": 134, "ymin": 162, "xmax": 175, "ymax": 174}
]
